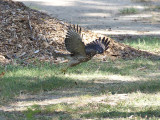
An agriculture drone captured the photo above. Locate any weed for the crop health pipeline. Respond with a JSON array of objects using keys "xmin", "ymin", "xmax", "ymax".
[{"xmin": 119, "ymin": 8, "xmax": 139, "ymax": 14}]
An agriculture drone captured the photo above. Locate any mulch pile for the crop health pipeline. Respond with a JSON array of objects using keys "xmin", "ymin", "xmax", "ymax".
[{"xmin": 0, "ymin": 0, "xmax": 159, "ymax": 65}]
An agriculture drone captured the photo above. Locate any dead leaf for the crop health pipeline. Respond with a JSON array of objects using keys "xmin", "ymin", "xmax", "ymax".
[
  {"xmin": 0, "ymin": 72, "xmax": 5, "ymax": 78},
  {"xmin": 137, "ymin": 66, "xmax": 147, "ymax": 71}
]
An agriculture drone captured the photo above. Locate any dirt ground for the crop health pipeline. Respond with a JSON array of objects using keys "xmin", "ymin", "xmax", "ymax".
[{"xmin": 13, "ymin": 0, "xmax": 160, "ymax": 38}]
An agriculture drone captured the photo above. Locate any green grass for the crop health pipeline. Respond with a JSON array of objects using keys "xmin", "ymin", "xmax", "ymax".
[
  {"xmin": 122, "ymin": 37, "xmax": 160, "ymax": 53},
  {"xmin": 0, "ymin": 37, "xmax": 160, "ymax": 119},
  {"xmin": 119, "ymin": 7, "xmax": 139, "ymax": 14},
  {"xmin": 0, "ymin": 58, "xmax": 160, "ymax": 119},
  {"xmin": 29, "ymin": 6, "xmax": 41, "ymax": 11},
  {"xmin": 0, "ymin": 63, "xmax": 86, "ymax": 104}
]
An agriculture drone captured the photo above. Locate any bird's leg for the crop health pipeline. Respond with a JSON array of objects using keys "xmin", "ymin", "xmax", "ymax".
[
  {"xmin": 61, "ymin": 59, "xmax": 79, "ymax": 74},
  {"xmin": 61, "ymin": 58, "xmax": 84, "ymax": 74}
]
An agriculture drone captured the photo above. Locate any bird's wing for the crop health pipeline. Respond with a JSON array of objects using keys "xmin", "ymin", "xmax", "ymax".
[
  {"xmin": 65, "ymin": 25, "xmax": 86, "ymax": 56},
  {"xmin": 85, "ymin": 37, "xmax": 110, "ymax": 54}
]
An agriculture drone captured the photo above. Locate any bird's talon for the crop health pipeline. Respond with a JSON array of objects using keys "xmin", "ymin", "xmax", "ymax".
[{"xmin": 61, "ymin": 68, "xmax": 67, "ymax": 74}]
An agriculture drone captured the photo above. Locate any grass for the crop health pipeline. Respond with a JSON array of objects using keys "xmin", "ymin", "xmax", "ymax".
[
  {"xmin": 29, "ymin": 6, "xmax": 41, "ymax": 11},
  {"xmin": 146, "ymin": 5, "xmax": 160, "ymax": 11},
  {"xmin": 155, "ymin": 5, "xmax": 160, "ymax": 10},
  {"xmin": 22, "ymin": 99, "xmax": 160, "ymax": 119},
  {"xmin": 20, "ymin": 92, "xmax": 160, "ymax": 119},
  {"xmin": 122, "ymin": 37, "xmax": 160, "ymax": 53},
  {"xmin": 0, "ymin": 37, "xmax": 160, "ymax": 119},
  {"xmin": 119, "ymin": 7, "xmax": 139, "ymax": 14},
  {"xmin": 0, "ymin": 63, "xmax": 86, "ymax": 104}
]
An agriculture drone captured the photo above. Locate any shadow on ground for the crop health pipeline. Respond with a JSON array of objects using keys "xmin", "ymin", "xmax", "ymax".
[
  {"xmin": 1, "ymin": 68, "xmax": 159, "ymax": 103},
  {"xmin": 82, "ymin": 109, "xmax": 160, "ymax": 119},
  {"xmin": 0, "ymin": 61, "xmax": 160, "ymax": 119},
  {"xmin": 1, "ymin": 106, "xmax": 160, "ymax": 119}
]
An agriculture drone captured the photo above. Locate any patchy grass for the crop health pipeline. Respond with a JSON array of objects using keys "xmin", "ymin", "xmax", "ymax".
[
  {"xmin": 119, "ymin": 8, "xmax": 139, "ymax": 14},
  {"xmin": 29, "ymin": 6, "xmax": 41, "ymax": 11},
  {"xmin": 0, "ymin": 37, "xmax": 160, "ymax": 119},
  {"xmin": 146, "ymin": 5, "xmax": 160, "ymax": 11},
  {"xmin": 155, "ymin": 5, "xmax": 160, "ymax": 10},
  {"xmin": 122, "ymin": 37, "xmax": 160, "ymax": 53},
  {"xmin": 22, "ymin": 93, "xmax": 160, "ymax": 120}
]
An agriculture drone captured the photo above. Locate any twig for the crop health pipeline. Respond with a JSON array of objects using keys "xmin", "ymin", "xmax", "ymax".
[
  {"xmin": 28, "ymin": 12, "xmax": 37, "ymax": 40},
  {"xmin": 28, "ymin": 13, "xmax": 32, "ymax": 33},
  {"xmin": 95, "ymin": 66, "xmax": 101, "ymax": 73},
  {"xmin": 1, "ymin": 43, "xmax": 15, "ymax": 46}
]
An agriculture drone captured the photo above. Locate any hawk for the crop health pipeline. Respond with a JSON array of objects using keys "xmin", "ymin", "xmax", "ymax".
[{"xmin": 55, "ymin": 25, "xmax": 110, "ymax": 73}]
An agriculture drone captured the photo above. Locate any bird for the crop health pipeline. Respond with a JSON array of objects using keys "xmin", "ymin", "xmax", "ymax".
[{"xmin": 55, "ymin": 25, "xmax": 110, "ymax": 73}]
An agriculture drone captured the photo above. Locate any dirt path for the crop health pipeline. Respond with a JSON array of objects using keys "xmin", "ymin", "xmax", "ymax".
[{"xmin": 13, "ymin": 0, "xmax": 160, "ymax": 37}]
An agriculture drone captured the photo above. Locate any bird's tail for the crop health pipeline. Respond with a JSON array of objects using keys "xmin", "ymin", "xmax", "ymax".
[
  {"xmin": 55, "ymin": 53, "xmax": 70, "ymax": 58},
  {"xmin": 53, "ymin": 51, "xmax": 72, "ymax": 60},
  {"xmin": 92, "ymin": 37, "xmax": 110, "ymax": 51}
]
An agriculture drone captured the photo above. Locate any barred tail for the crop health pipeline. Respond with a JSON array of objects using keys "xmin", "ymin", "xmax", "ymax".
[{"xmin": 53, "ymin": 51, "xmax": 72, "ymax": 60}]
